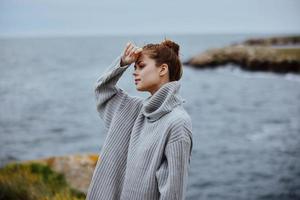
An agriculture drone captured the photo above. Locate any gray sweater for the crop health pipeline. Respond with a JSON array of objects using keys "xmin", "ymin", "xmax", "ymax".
[{"xmin": 86, "ymin": 54, "xmax": 193, "ymax": 200}]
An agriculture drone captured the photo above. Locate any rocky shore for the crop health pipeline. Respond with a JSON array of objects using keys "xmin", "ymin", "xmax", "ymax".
[
  {"xmin": 0, "ymin": 153, "xmax": 99, "ymax": 199},
  {"xmin": 184, "ymin": 35, "xmax": 300, "ymax": 74}
]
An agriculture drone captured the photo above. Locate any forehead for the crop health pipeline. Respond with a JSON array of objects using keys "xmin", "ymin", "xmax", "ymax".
[{"xmin": 136, "ymin": 53, "xmax": 151, "ymax": 64}]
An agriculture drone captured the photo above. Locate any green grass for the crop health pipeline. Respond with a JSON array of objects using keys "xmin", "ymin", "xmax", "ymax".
[{"xmin": 0, "ymin": 162, "xmax": 86, "ymax": 200}]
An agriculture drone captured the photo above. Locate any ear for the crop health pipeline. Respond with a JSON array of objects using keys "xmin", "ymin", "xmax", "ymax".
[{"xmin": 159, "ymin": 63, "xmax": 169, "ymax": 76}]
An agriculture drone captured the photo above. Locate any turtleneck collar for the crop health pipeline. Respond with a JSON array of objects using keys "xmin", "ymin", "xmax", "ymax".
[{"xmin": 141, "ymin": 81, "xmax": 186, "ymax": 122}]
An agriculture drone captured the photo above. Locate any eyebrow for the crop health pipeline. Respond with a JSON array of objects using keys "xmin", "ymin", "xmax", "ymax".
[{"xmin": 134, "ymin": 60, "xmax": 143, "ymax": 69}]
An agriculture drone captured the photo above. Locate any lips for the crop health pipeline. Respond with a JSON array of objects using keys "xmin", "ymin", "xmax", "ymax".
[{"xmin": 135, "ymin": 79, "xmax": 141, "ymax": 84}]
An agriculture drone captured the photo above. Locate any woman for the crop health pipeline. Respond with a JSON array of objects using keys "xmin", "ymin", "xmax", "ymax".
[{"xmin": 86, "ymin": 39, "xmax": 193, "ymax": 200}]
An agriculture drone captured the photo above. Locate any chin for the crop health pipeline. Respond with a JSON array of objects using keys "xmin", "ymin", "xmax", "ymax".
[
  {"xmin": 136, "ymin": 86, "xmax": 143, "ymax": 91},
  {"xmin": 136, "ymin": 84, "xmax": 146, "ymax": 92}
]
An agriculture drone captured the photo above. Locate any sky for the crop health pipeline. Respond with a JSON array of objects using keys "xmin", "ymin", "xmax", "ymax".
[{"xmin": 0, "ymin": 0, "xmax": 299, "ymax": 37}]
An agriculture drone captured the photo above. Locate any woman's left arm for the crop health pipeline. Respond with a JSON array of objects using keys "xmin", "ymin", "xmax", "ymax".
[{"xmin": 156, "ymin": 124, "xmax": 193, "ymax": 200}]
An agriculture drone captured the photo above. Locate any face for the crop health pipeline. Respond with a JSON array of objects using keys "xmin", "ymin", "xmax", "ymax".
[{"xmin": 133, "ymin": 53, "xmax": 162, "ymax": 94}]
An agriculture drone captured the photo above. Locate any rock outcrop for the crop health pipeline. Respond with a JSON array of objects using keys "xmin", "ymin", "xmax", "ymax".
[
  {"xmin": 9, "ymin": 153, "xmax": 99, "ymax": 194},
  {"xmin": 184, "ymin": 35, "xmax": 300, "ymax": 74},
  {"xmin": 239, "ymin": 35, "xmax": 300, "ymax": 46}
]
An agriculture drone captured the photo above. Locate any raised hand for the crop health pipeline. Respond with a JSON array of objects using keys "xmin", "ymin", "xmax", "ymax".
[{"xmin": 120, "ymin": 42, "xmax": 143, "ymax": 66}]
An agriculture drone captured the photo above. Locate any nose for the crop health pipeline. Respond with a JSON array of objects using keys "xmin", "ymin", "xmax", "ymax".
[{"xmin": 133, "ymin": 71, "xmax": 138, "ymax": 77}]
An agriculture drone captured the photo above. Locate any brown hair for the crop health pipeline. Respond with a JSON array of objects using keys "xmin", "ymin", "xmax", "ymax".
[{"xmin": 141, "ymin": 38, "xmax": 182, "ymax": 81}]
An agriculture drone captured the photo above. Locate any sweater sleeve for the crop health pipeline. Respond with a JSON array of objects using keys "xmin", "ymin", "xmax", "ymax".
[
  {"xmin": 155, "ymin": 125, "xmax": 193, "ymax": 200},
  {"xmin": 94, "ymin": 54, "xmax": 134, "ymax": 129}
]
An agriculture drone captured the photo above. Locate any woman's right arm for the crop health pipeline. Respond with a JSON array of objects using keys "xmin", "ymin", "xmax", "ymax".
[{"xmin": 94, "ymin": 42, "xmax": 143, "ymax": 129}]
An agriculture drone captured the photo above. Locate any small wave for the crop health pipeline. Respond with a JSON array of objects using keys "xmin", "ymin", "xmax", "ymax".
[
  {"xmin": 246, "ymin": 123, "xmax": 284, "ymax": 141},
  {"xmin": 284, "ymin": 73, "xmax": 300, "ymax": 82},
  {"xmin": 215, "ymin": 64, "xmax": 300, "ymax": 82}
]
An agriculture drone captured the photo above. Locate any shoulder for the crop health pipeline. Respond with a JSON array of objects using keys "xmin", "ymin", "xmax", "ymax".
[
  {"xmin": 168, "ymin": 106, "xmax": 192, "ymax": 130},
  {"xmin": 166, "ymin": 106, "xmax": 193, "ymax": 144}
]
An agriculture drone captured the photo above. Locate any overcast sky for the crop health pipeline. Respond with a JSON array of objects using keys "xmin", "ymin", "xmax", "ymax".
[{"xmin": 0, "ymin": 0, "xmax": 299, "ymax": 37}]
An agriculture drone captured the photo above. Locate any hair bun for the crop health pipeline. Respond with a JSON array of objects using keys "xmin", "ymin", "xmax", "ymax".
[{"xmin": 161, "ymin": 39, "xmax": 180, "ymax": 56}]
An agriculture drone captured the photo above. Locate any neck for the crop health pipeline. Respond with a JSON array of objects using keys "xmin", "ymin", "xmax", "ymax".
[
  {"xmin": 141, "ymin": 80, "xmax": 185, "ymax": 122},
  {"xmin": 149, "ymin": 79, "xmax": 170, "ymax": 96}
]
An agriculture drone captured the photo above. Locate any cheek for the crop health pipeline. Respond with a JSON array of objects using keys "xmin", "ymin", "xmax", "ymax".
[{"xmin": 141, "ymin": 68, "xmax": 159, "ymax": 82}]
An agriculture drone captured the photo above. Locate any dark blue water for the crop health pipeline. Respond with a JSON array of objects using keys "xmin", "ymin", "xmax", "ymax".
[{"xmin": 0, "ymin": 34, "xmax": 299, "ymax": 199}]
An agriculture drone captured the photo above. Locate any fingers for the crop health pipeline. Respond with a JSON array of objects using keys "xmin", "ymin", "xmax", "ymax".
[
  {"xmin": 125, "ymin": 42, "xmax": 134, "ymax": 56},
  {"xmin": 127, "ymin": 45, "xmax": 135, "ymax": 56},
  {"xmin": 123, "ymin": 42, "xmax": 131, "ymax": 56},
  {"xmin": 129, "ymin": 47, "xmax": 138, "ymax": 57},
  {"xmin": 124, "ymin": 42, "xmax": 142, "ymax": 57},
  {"xmin": 135, "ymin": 48, "xmax": 143, "ymax": 54},
  {"xmin": 125, "ymin": 43, "xmax": 133, "ymax": 56}
]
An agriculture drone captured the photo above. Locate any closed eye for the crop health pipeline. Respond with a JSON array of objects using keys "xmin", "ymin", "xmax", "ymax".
[{"xmin": 134, "ymin": 64, "xmax": 145, "ymax": 70}]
